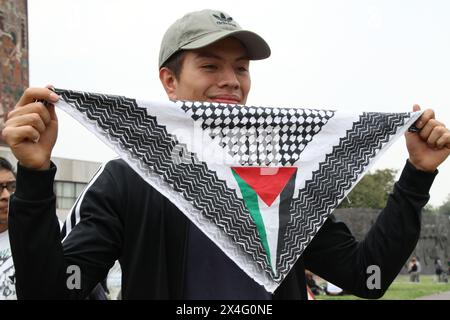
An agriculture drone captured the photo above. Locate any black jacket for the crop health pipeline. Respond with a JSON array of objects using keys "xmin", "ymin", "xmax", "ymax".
[{"xmin": 8, "ymin": 159, "xmax": 436, "ymax": 299}]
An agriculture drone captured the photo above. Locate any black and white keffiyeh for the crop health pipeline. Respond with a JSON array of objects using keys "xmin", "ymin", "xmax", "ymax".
[{"xmin": 54, "ymin": 88, "xmax": 422, "ymax": 292}]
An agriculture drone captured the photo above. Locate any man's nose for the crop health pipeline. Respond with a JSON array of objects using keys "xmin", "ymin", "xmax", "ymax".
[
  {"xmin": 0, "ymin": 187, "xmax": 11, "ymax": 200},
  {"xmin": 218, "ymin": 67, "xmax": 240, "ymax": 89}
]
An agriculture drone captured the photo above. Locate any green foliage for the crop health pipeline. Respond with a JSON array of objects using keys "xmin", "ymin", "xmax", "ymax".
[
  {"xmin": 423, "ymin": 204, "xmax": 438, "ymax": 215},
  {"xmin": 338, "ymin": 169, "xmax": 397, "ymax": 209},
  {"xmin": 437, "ymin": 194, "xmax": 450, "ymax": 216}
]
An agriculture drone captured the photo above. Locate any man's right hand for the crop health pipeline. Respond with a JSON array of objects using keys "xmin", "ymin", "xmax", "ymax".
[{"xmin": 2, "ymin": 87, "xmax": 59, "ymax": 170}]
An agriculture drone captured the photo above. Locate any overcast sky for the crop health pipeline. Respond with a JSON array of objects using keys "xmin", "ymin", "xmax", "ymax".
[{"xmin": 27, "ymin": 0, "xmax": 450, "ymax": 206}]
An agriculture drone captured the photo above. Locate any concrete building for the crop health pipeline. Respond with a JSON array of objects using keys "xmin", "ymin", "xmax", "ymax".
[{"xmin": 0, "ymin": 147, "xmax": 102, "ymax": 221}]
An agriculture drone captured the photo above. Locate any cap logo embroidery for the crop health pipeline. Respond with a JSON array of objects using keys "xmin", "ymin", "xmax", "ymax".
[{"xmin": 213, "ymin": 13, "xmax": 237, "ymax": 28}]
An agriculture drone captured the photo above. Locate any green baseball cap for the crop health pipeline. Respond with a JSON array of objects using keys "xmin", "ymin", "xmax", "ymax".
[{"xmin": 158, "ymin": 9, "xmax": 271, "ymax": 68}]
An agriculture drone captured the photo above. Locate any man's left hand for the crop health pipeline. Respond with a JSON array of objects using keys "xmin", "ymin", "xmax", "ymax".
[{"xmin": 405, "ymin": 104, "xmax": 450, "ymax": 172}]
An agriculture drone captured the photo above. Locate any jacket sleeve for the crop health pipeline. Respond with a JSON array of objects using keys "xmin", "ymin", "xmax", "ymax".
[
  {"xmin": 303, "ymin": 160, "xmax": 437, "ymax": 299},
  {"xmin": 8, "ymin": 161, "xmax": 123, "ymax": 299}
]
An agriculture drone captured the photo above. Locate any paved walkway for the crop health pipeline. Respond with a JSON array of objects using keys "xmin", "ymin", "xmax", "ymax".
[{"xmin": 416, "ymin": 291, "xmax": 450, "ymax": 300}]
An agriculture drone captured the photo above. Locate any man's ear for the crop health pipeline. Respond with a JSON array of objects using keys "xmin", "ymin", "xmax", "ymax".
[{"xmin": 159, "ymin": 67, "xmax": 178, "ymax": 100}]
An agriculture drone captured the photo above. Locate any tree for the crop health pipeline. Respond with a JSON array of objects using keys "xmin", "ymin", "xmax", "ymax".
[
  {"xmin": 338, "ymin": 169, "xmax": 397, "ymax": 209},
  {"xmin": 437, "ymin": 194, "xmax": 450, "ymax": 216},
  {"xmin": 423, "ymin": 204, "xmax": 439, "ymax": 215}
]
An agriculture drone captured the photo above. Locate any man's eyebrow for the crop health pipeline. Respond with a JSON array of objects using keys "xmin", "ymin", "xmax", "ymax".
[{"xmin": 195, "ymin": 52, "xmax": 223, "ymax": 60}]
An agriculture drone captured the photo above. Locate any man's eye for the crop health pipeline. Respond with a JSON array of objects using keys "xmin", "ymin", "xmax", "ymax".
[
  {"xmin": 238, "ymin": 66, "xmax": 248, "ymax": 72},
  {"xmin": 202, "ymin": 65, "xmax": 217, "ymax": 70}
]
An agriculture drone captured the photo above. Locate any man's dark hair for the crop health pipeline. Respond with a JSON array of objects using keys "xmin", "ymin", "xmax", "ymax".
[
  {"xmin": 0, "ymin": 157, "xmax": 16, "ymax": 178},
  {"xmin": 160, "ymin": 50, "xmax": 186, "ymax": 80}
]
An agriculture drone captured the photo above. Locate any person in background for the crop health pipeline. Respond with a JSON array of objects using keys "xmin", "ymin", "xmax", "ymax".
[
  {"xmin": 434, "ymin": 258, "xmax": 443, "ymax": 282},
  {"xmin": 305, "ymin": 270, "xmax": 323, "ymax": 296},
  {"xmin": 408, "ymin": 256, "xmax": 421, "ymax": 282},
  {"xmin": 0, "ymin": 157, "xmax": 16, "ymax": 300}
]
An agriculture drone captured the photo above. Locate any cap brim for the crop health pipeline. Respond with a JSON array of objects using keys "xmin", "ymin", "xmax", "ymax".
[{"xmin": 181, "ymin": 30, "xmax": 271, "ymax": 60}]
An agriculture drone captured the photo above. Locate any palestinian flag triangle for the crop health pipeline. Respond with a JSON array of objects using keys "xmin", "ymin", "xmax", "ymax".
[
  {"xmin": 232, "ymin": 167, "xmax": 297, "ymax": 276},
  {"xmin": 53, "ymin": 88, "xmax": 423, "ymax": 292}
]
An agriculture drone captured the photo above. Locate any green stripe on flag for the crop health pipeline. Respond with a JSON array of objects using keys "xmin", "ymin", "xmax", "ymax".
[{"xmin": 232, "ymin": 169, "xmax": 272, "ymax": 269}]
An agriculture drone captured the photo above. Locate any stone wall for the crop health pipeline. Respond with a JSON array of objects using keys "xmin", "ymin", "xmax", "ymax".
[{"xmin": 333, "ymin": 208, "xmax": 450, "ymax": 275}]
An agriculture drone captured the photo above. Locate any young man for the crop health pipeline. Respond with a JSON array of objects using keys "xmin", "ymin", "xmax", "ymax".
[
  {"xmin": 0, "ymin": 157, "xmax": 17, "ymax": 300},
  {"xmin": 2, "ymin": 9, "xmax": 450, "ymax": 299}
]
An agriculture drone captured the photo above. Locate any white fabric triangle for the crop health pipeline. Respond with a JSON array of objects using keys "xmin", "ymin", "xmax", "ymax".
[{"xmin": 54, "ymin": 88, "xmax": 423, "ymax": 292}]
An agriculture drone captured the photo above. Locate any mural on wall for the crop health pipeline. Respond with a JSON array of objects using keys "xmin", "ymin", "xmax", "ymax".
[{"xmin": 0, "ymin": 0, "xmax": 28, "ymax": 144}]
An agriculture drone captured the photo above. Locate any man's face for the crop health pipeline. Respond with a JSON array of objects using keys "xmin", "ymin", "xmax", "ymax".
[
  {"xmin": 0, "ymin": 169, "xmax": 15, "ymax": 228},
  {"xmin": 168, "ymin": 37, "xmax": 251, "ymax": 104}
]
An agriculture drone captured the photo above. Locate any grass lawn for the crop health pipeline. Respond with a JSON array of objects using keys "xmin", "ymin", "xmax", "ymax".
[{"xmin": 315, "ymin": 275, "xmax": 450, "ymax": 300}]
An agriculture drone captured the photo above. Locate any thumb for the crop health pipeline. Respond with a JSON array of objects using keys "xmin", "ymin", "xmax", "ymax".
[{"xmin": 413, "ymin": 104, "xmax": 421, "ymax": 112}]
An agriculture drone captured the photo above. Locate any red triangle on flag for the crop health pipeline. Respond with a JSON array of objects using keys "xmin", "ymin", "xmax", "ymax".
[{"xmin": 232, "ymin": 167, "xmax": 297, "ymax": 207}]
